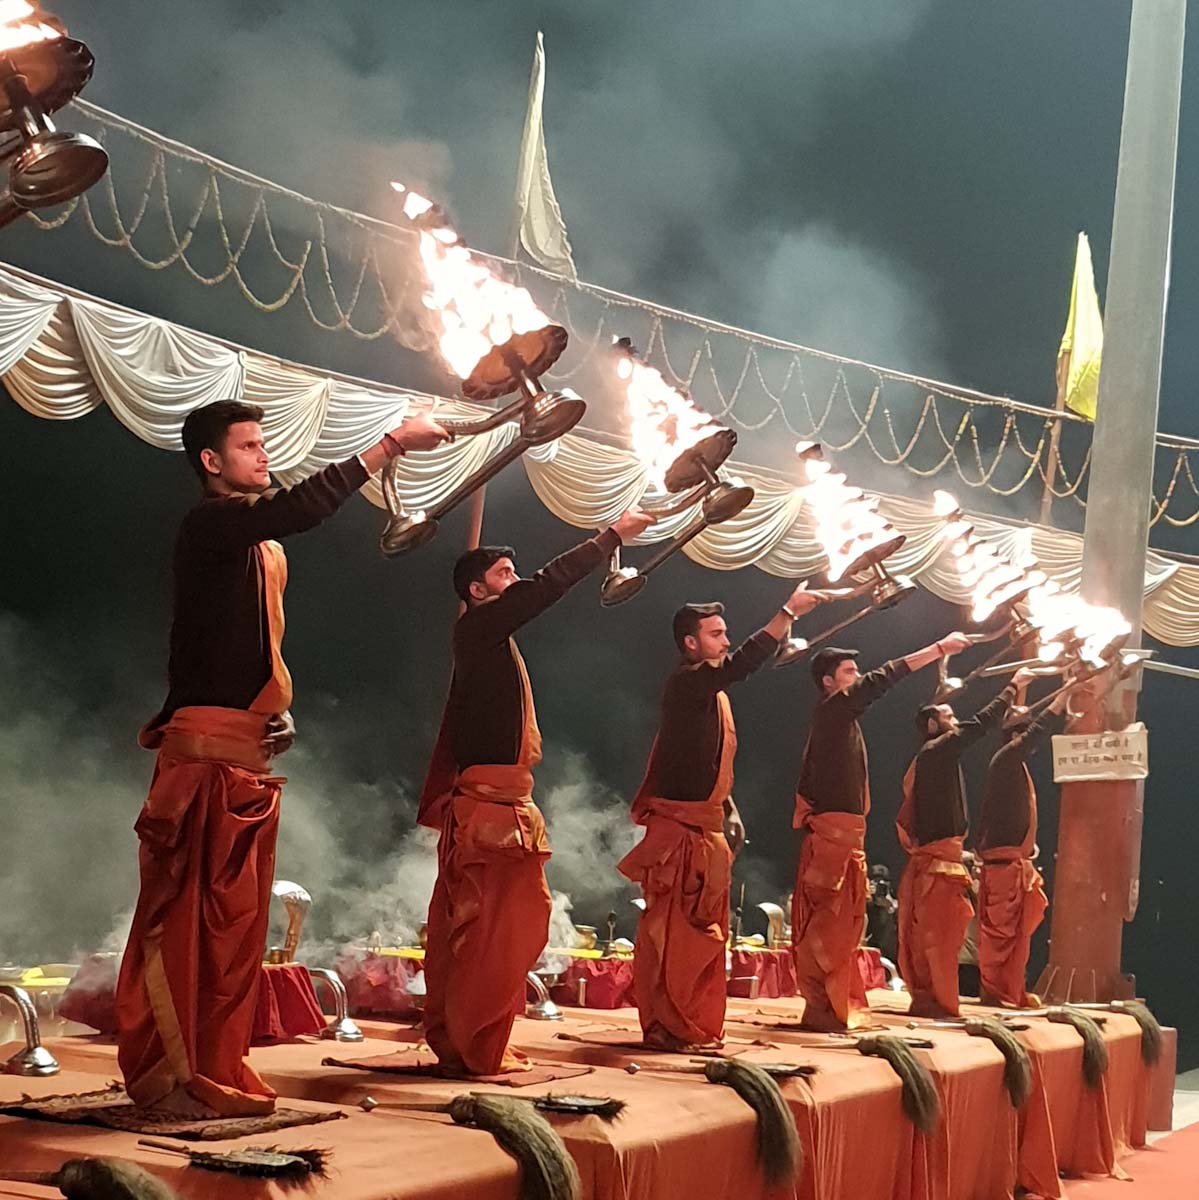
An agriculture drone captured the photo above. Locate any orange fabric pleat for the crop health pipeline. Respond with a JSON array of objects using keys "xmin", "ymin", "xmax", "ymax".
[
  {"xmin": 618, "ymin": 693, "xmax": 736, "ymax": 1047},
  {"xmin": 977, "ymin": 851, "xmax": 1047, "ymax": 1009},
  {"xmin": 116, "ymin": 706, "xmax": 282, "ymax": 1115},
  {"xmin": 791, "ymin": 809, "xmax": 871, "ymax": 1030},
  {"xmin": 898, "ymin": 840, "xmax": 973, "ymax": 1018},
  {"xmin": 896, "ymin": 761, "xmax": 974, "ymax": 1016},
  {"xmin": 422, "ymin": 642, "xmax": 551, "ymax": 1075},
  {"xmin": 249, "ymin": 539, "xmax": 293, "ymax": 715}
]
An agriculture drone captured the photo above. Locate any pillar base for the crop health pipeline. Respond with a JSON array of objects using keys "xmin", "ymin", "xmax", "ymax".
[{"xmin": 1034, "ymin": 962, "xmax": 1136, "ymax": 1005}]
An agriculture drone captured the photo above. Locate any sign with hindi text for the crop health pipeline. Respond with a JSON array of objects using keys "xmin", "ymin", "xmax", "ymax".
[{"xmin": 1051, "ymin": 723, "xmax": 1148, "ymax": 783}]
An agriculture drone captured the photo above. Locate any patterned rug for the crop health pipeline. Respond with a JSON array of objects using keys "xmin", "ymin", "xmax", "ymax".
[
  {"xmin": 321, "ymin": 1050, "xmax": 594, "ymax": 1088},
  {"xmin": 0, "ymin": 1086, "xmax": 346, "ymax": 1141}
]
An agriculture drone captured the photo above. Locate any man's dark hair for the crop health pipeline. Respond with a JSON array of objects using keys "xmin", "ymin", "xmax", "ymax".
[
  {"xmin": 672, "ymin": 602, "xmax": 724, "ymax": 651},
  {"xmin": 915, "ymin": 703, "xmax": 944, "ymax": 738},
  {"xmin": 809, "ymin": 646, "xmax": 858, "ymax": 689},
  {"xmin": 453, "ymin": 545, "xmax": 516, "ymax": 603},
  {"xmin": 181, "ymin": 400, "xmax": 265, "ymax": 483}
]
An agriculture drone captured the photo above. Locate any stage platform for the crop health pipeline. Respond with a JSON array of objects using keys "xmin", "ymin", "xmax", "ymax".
[{"xmin": 0, "ymin": 992, "xmax": 1180, "ymax": 1200}]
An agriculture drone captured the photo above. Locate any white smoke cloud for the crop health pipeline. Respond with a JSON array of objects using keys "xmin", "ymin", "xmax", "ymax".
[
  {"xmin": 539, "ymin": 750, "xmax": 640, "ymax": 934},
  {"xmin": 0, "ymin": 614, "xmax": 143, "ymax": 969},
  {"xmin": 55, "ymin": 0, "xmax": 939, "ymax": 357},
  {"xmin": 754, "ymin": 225, "xmax": 947, "ymax": 379},
  {"xmin": 0, "ymin": 607, "xmax": 655, "ymax": 973}
]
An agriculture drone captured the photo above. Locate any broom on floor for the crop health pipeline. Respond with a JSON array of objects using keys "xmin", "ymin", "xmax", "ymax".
[
  {"xmin": 963, "ymin": 1017, "xmax": 1034, "ymax": 1108},
  {"xmin": 906, "ymin": 1017, "xmax": 1033, "ymax": 1108},
  {"xmin": 478, "ymin": 1092, "xmax": 627, "ymax": 1122},
  {"xmin": 387, "ymin": 1094, "xmax": 580, "ymax": 1200},
  {"xmin": 0, "ymin": 1158, "xmax": 178, "ymax": 1199},
  {"xmin": 624, "ymin": 1060, "xmax": 817, "ymax": 1081},
  {"xmin": 1076, "ymin": 1000, "xmax": 1163, "ymax": 1065},
  {"xmin": 624, "ymin": 1059, "xmax": 804, "ymax": 1183},
  {"xmin": 1046, "ymin": 1009, "xmax": 1109, "ymax": 1087},
  {"xmin": 702, "ymin": 1059, "xmax": 803, "ymax": 1185},
  {"xmin": 138, "ymin": 1140, "xmax": 330, "ymax": 1186},
  {"xmin": 855, "ymin": 1036, "xmax": 941, "ymax": 1135}
]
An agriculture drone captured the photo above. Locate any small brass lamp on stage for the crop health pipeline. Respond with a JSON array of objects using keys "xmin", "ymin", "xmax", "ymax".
[
  {"xmin": 0, "ymin": 6, "xmax": 107, "ymax": 227},
  {"xmin": 379, "ymin": 185, "xmax": 585, "ymax": 556},
  {"xmin": 600, "ymin": 338, "xmax": 753, "ymax": 605}
]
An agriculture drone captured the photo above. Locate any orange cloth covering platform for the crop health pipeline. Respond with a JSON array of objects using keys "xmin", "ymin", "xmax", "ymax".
[{"xmin": 0, "ymin": 993, "xmax": 1175, "ymax": 1200}]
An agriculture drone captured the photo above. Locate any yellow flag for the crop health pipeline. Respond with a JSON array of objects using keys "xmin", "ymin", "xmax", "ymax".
[{"xmin": 1057, "ymin": 232, "xmax": 1104, "ymax": 420}]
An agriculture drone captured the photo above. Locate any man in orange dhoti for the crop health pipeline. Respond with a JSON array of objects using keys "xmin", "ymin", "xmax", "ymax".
[
  {"xmin": 618, "ymin": 587, "xmax": 822, "ymax": 1049},
  {"xmin": 976, "ymin": 691, "xmax": 1068, "ymax": 1008},
  {"xmin": 116, "ymin": 400, "xmax": 447, "ymax": 1115},
  {"xmin": 791, "ymin": 633, "xmax": 970, "ymax": 1031},
  {"xmin": 419, "ymin": 510, "xmax": 652, "ymax": 1075},
  {"xmin": 897, "ymin": 671, "xmax": 1030, "ymax": 1017}
]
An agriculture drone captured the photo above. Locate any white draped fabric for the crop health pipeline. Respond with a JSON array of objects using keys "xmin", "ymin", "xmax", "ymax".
[
  {"xmin": 70, "ymin": 297, "xmax": 245, "ymax": 449},
  {"xmin": 3, "ymin": 261, "xmax": 1198, "ymax": 645}
]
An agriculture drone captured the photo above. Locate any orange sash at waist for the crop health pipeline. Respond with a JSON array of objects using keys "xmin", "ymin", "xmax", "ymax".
[
  {"xmin": 445, "ymin": 764, "xmax": 549, "ymax": 861},
  {"xmin": 455, "ymin": 764, "xmax": 535, "ymax": 805},
  {"xmin": 910, "ymin": 835, "xmax": 970, "ymax": 879},
  {"xmin": 979, "ymin": 846, "xmax": 1031, "ymax": 866},
  {"xmin": 634, "ymin": 795, "xmax": 726, "ymax": 834},
  {"xmin": 148, "ymin": 706, "xmax": 276, "ymax": 773},
  {"xmin": 797, "ymin": 810, "xmax": 867, "ymax": 892},
  {"xmin": 801, "ymin": 809, "xmax": 867, "ymax": 846}
]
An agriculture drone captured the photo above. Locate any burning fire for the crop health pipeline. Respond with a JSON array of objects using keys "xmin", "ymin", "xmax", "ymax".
[
  {"xmin": 797, "ymin": 442, "xmax": 899, "ymax": 582},
  {"xmin": 934, "ymin": 490, "xmax": 1130, "ymax": 665},
  {"xmin": 0, "ymin": 2, "xmax": 60, "ymax": 52},
  {"xmin": 391, "ymin": 182, "xmax": 550, "ymax": 381},
  {"xmin": 614, "ymin": 349, "xmax": 722, "ymax": 491}
]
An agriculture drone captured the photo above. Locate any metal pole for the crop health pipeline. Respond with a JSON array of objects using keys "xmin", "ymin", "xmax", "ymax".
[{"xmin": 1038, "ymin": 0, "xmax": 1185, "ymax": 1003}]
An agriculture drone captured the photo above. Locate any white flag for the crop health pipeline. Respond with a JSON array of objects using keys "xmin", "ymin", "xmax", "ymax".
[{"xmin": 513, "ymin": 31, "xmax": 577, "ymax": 280}]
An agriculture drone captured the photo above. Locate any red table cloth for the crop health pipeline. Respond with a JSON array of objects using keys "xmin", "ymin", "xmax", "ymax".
[{"xmin": 58, "ymin": 955, "xmax": 325, "ymax": 1043}]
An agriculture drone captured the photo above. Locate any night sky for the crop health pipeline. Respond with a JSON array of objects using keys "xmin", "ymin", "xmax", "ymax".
[{"xmin": 2, "ymin": 3, "xmax": 1197, "ymax": 1065}]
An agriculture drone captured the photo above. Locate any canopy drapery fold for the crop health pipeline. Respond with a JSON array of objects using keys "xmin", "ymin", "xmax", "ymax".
[{"xmin": 3, "ymin": 262, "xmax": 1196, "ymax": 645}]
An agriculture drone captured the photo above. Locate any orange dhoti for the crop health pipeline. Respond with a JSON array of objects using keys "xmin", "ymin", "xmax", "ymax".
[
  {"xmin": 897, "ymin": 837, "xmax": 973, "ymax": 1017},
  {"xmin": 977, "ymin": 847, "xmax": 1047, "ymax": 1008},
  {"xmin": 791, "ymin": 805, "xmax": 871, "ymax": 1030},
  {"xmin": 619, "ymin": 798, "xmax": 731, "ymax": 1048},
  {"xmin": 423, "ymin": 765, "xmax": 552, "ymax": 1075},
  {"xmin": 115, "ymin": 706, "xmax": 282, "ymax": 1115}
]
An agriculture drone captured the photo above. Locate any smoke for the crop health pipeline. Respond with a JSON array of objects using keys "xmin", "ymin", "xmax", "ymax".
[
  {"xmin": 0, "ymin": 606, "xmax": 445, "ymax": 972},
  {"xmin": 754, "ymin": 226, "xmax": 947, "ymax": 380},
  {"xmin": 0, "ymin": 614, "xmax": 143, "ymax": 969},
  {"xmin": 54, "ymin": 0, "xmax": 940, "ymax": 364},
  {"xmin": 540, "ymin": 750, "xmax": 640, "ymax": 931},
  {"xmin": 0, "ymin": 605, "xmax": 651, "ymax": 972}
]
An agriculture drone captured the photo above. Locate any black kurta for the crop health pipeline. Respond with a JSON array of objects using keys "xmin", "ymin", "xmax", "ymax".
[
  {"xmin": 150, "ymin": 457, "xmax": 368, "ymax": 729},
  {"xmin": 447, "ymin": 531, "xmax": 620, "ymax": 770},
  {"xmin": 797, "ymin": 659, "xmax": 911, "ymax": 814},
  {"xmin": 911, "ymin": 686, "xmax": 1016, "ymax": 844},
  {"xmin": 644, "ymin": 631, "xmax": 778, "ymax": 802}
]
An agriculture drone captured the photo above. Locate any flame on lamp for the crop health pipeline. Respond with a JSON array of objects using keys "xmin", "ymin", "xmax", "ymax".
[
  {"xmin": 932, "ymin": 489, "xmax": 1130, "ymax": 661},
  {"xmin": 615, "ymin": 353, "xmax": 722, "ymax": 490},
  {"xmin": 796, "ymin": 442, "xmax": 899, "ymax": 582},
  {"xmin": 0, "ymin": 1, "xmax": 59, "ymax": 52},
  {"xmin": 391, "ymin": 182, "xmax": 551, "ymax": 381}
]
